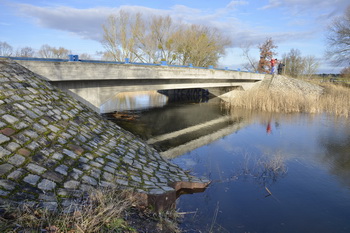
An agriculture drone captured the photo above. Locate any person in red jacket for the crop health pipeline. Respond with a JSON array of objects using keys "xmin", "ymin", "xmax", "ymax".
[
  {"xmin": 266, "ymin": 121, "xmax": 272, "ymax": 134},
  {"xmin": 270, "ymin": 58, "xmax": 278, "ymax": 74}
]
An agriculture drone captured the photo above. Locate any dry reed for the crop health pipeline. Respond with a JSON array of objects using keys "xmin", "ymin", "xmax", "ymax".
[
  {"xmin": 229, "ymin": 82, "xmax": 350, "ymax": 118},
  {"xmin": 239, "ymin": 151, "xmax": 287, "ymax": 186},
  {"xmin": 319, "ymin": 84, "xmax": 350, "ymax": 117},
  {"xmin": 0, "ymin": 188, "xmax": 137, "ymax": 232},
  {"xmin": 1, "ymin": 187, "xmax": 182, "ymax": 232}
]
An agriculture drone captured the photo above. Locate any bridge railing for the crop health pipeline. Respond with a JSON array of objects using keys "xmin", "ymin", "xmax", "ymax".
[{"xmin": 1, "ymin": 55, "xmax": 260, "ymax": 73}]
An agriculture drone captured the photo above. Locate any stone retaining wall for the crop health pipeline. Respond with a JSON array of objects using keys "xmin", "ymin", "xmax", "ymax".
[{"xmin": 0, "ymin": 59, "xmax": 209, "ymax": 211}]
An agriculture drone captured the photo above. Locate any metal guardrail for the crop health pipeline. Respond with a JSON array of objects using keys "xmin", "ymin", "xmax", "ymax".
[{"xmin": 1, "ymin": 56, "xmax": 259, "ymax": 73}]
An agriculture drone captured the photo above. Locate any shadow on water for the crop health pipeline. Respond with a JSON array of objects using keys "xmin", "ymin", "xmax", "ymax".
[
  {"xmin": 102, "ymin": 90, "xmax": 350, "ymax": 233},
  {"xmin": 318, "ymin": 121, "xmax": 350, "ymax": 187},
  {"xmin": 102, "ymin": 89, "xmax": 247, "ymax": 158}
]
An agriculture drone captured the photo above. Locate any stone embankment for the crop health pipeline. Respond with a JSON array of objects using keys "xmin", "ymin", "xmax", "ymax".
[
  {"xmin": 0, "ymin": 59, "xmax": 209, "ymax": 212},
  {"xmin": 259, "ymin": 75, "xmax": 324, "ymax": 97}
]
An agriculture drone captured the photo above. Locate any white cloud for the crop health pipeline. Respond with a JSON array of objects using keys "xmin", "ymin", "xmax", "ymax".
[
  {"xmin": 13, "ymin": 3, "xmax": 236, "ymax": 43},
  {"xmin": 260, "ymin": 0, "xmax": 282, "ymax": 10},
  {"xmin": 261, "ymin": 0, "xmax": 349, "ymax": 18},
  {"xmin": 226, "ymin": 1, "xmax": 249, "ymax": 10},
  {"xmin": 14, "ymin": 4, "xmax": 172, "ymax": 41},
  {"xmin": 0, "ymin": 22, "xmax": 11, "ymax": 26},
  {"xmin": 171, "ymin": 4, "xmax": 202, "ymax": 15},
  {"xmin": 10, "ymin": 1, "xmax": 347, "ymax": 51},
  {"xmin": 15, "ymin": 4, "xmax": 111, "ymax": 40}
]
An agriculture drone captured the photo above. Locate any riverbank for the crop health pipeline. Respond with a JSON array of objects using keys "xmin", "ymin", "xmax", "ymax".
[
  {"xmin": 0, "ymin": 59, "xmax": 209, "ymax": 232},
  {"xmin": 1, "ymin": 187, "xmax": 181, "ymax": 232},
  {"xmin": 228, "ymin": 75, "xmax": 350, "ymax": 118}
]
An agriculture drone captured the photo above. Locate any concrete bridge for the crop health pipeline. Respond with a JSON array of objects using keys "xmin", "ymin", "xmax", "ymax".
[{"xmin": 14, "ymin": 59, "xmax": 266, "ymax": 113}]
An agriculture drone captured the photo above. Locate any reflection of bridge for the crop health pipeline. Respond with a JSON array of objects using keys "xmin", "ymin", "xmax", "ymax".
[
  {"xmin": 106, "ymin": 96, "xmax": 252, "ymax": 159},
  {"xmin": 15, "ymin": 59, "xmax": 267, "ymax": 112},
  {"xmin": 149, "ymin": 115, "xmax": 249, "ymax": 159}
]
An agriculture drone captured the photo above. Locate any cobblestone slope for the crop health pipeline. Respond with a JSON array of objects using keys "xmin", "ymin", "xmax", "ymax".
[
  {"xmin": 260, "ymin": 75, "xmax": 324, "ymax": 97},
  {"xmin": 0, "ymin": 59, "xmax": 209, "ymax": 211}
]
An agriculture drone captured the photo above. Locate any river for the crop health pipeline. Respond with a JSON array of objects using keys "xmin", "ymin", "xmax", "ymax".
[{"xmin": 102, "ymin": 90, "xmax": 350, "ymax": 233}]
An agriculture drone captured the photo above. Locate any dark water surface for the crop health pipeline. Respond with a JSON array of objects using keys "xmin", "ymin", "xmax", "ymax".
[{"xmin": 103, "ymin": 91, "xmax": 350, "ymax": 233}]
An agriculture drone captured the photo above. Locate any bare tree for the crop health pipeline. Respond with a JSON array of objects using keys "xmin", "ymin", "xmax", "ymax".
[
  {"xmin": 101, "ymin": 11, "xmax": 231, "ymax": 67},
  {"xmin": 283, "ymin": 49, "xmax": 304, "ymax": 78},
  {"xmin": 326, "ymin": 5, "xmax": 350, "ymax": 66},
  {"xmin": 103, "ymin": 12, "xmax": 180, "ymax": 64},
  {"xmin": 52, "ymin": 47, "xmax": 71, "ymax": 59},
  {"xmin": 175, "ymin": 24, "xmax": 231, "ymax": 67},
  {"xmin": 303, "ymin": 55, "xmax": 319, "ymax": 78},
  {"xmin": 133, "ymin": 15, "xmax": 177, "ymax": 64},
  {"xmin": 16, "ymin": 47, "xmax": 35, "ymax": 57},
  {"xmin": 102, "ymin": 14, "xmax": 122, "ymax": 61},
  {"xmin": 79, "ymin": 53, "xmax": 93, "ymax": 60},
  {"xmin": 100, "ymin": 51, "xmax": 115, "ymax": 61},
  {"xmin": 134, "ymin": 18, "xmax": 156, "ymax": 63},
  {"xmin": 282, "ymin": 49, "xmax": 318, "ymax": 78},
  {"xmin": 102, "ymin": 10, "xmax": 143, "ymax": 62},
  {"xmin": 257, "ymin": 38, "xmax": 278, "ymax": 73},
  {"xmin": 149, "ymin": 15, "xmax": 178, "ymax": 64},
  {"xmin": 38, "ymin": 44, "xmax": 55, "ymax": 58},
  {"xmin": 38, "ymin": 44, "xmax": 71, "ymax": 59},
  {"xmin": 240, "ymin": 42, "xmax": 258, "ymax": 72},
  {"xmin": 340, "ymin": 66, "xmax": 350, "ymax": 79},
  {"xmin": 0, "ymin": 41, "xmax": 13, "ymax": 56}
]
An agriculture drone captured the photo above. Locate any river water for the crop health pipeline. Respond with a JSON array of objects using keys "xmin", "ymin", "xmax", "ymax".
[{"xmin": 102, "ymin": 91, "xmax": 350, "ymax": 233}]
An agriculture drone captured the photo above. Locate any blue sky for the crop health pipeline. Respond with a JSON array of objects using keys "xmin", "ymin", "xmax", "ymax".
[{"xmin": 1, "ymin": 0, "xmax": 349, "ymax": 73}]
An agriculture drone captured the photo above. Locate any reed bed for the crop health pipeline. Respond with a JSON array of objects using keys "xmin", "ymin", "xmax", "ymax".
[
  {"xmin": 319, "ymin": 84, "xmax": 350, "ymax": 118},
  {"xmin": 228, "ymin": 81, "xmax": 350, "ymax": 118}
]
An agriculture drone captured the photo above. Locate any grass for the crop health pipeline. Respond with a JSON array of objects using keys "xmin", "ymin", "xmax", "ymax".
[
  {"xmin": 0, "ymin": 187, "xmax": 181, "ymax": 233},
  {"xmin": 0, "ymin": 188, "xmax": 136, "ymax": 233},
  {"xmin": 227, "ymin": 81, "xmax": 350, "ymax": 118}
]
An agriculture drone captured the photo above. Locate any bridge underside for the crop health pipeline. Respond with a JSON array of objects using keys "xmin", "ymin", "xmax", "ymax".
[{"xmin": 51, "ymin": 79, "xmax": 260, "ymax": 113}]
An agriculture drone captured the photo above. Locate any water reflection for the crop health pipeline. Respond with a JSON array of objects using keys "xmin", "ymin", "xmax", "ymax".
[
  {"xmin": 237, "ymin": 151, "xmax": 287, "ymax": 188},
  {"xmin": 173, "ymin": 113, "xmax": 350, "ymax": 233},
  {"xmin": 101, "ymin": 91, "xmax": 168, "ymax": 113},
  {"xmin": 318, "ymin": 119, "xmax": 350, "ymax": 187},
  {"xmin": 102, "ymin": 90, "xmax": 350, "ymax": 233},
  {"xmin": 103, "ymin": 91, "xmax": 250, "ymax": 158}
]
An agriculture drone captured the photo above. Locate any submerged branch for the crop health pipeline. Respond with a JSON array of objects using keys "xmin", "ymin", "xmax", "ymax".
[{"xmin": 265, "ymin": 186, "xmax": 272, "ymax": 196}]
